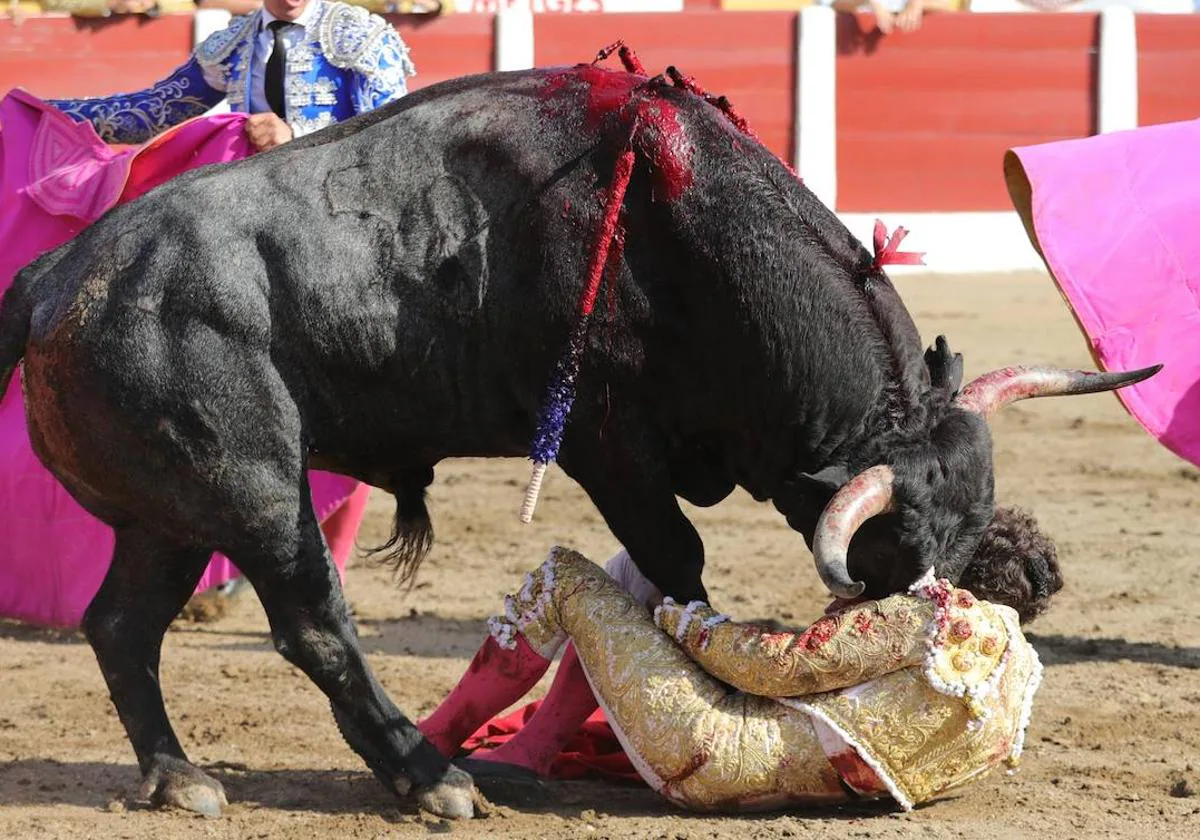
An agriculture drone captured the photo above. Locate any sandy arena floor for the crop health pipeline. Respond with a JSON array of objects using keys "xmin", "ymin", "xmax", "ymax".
[{"xmin": 1, "ymin": 270, "xmax": 1197, "ymax": 839}]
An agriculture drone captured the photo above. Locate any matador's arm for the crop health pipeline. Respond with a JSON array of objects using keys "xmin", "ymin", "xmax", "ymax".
[
  {"xmin": 46, "ymin": 57, "xmax": 226, "ymax": 145},
  {"xmin": 654, "ymin": 595, "xmax": 934, "ymax": 698}
]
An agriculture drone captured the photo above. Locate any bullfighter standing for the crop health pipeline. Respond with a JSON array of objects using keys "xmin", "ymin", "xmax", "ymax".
[{"xmin": 46, "ymin": 0, "xmax": 415, "ymax": 151}]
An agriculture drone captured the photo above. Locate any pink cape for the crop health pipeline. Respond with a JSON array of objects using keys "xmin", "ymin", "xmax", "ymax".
[
  {"xmin": 1005, "ymin": 120, "xmax": 1200, "ymax": 468},
  {"xmin": 0, "ymin": 89, "xmax": 370, "ymax": 628}
]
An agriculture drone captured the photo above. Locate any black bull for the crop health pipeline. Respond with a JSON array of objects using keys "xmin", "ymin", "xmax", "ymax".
[{"xmin": 0, "ymin": 64, "xmax": 1156, "ymax": 817}]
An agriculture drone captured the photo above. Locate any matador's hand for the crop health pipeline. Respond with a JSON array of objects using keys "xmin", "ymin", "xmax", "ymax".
[{"xmin": 245, "ymin": 112, "xmax": 294, "ymax": 153}]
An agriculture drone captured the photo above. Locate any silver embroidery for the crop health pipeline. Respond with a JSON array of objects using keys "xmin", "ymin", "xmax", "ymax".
[
  {"xmin": 360, "ymin": 35, "xmax": 411, "ymax": 106},
  {"xmin": 292, "ymin": 112, "xmax": 335, "ymax": 137},
  {"xmin": 289, "ymin": 40, "xmax": 316, "ymax": 73},
  {"xmin": 313, "ymin": 77, "xmax": 338, "ymax": 106},
  {"xmin": 286, "ymin": 76, "xmax": 316, "ymax": 109},
  {"xmin": 55, "ymin": 69, "xmax": 211, "ymax": 144},
  {"xmin": 196, "ymin": 12, "xmax": 258, "ymax": 69},
  {"xmin": 228, "ymin": 37, "xmax": 254, "ymax": 111},
  {"xmin": 318, "ymin": 3, "xmax": 390, "ymax": 74}
]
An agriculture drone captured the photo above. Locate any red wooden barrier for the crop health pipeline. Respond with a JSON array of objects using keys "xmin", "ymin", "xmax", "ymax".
[
  {"xmin": 835, "ymin": 12, "xmax": 1097, "ymax": 213},
  {"xmin": 0, "ymin": 16, "xmax": 193, "ymax": 99},
  {"xmin": 7, "ymin": 10, "xmax": 1197, "ymax": 215},
  {"xmin": 1137, "ymin": 14, "xmax": 1200, "ymax": 128},
  {"xmin": 533, "ymin": 11, "xmax": 796, "ymax": 164},
  {"xmin": 0, "ymin": 14, "xmax": 492, "ymax": 100},
  {"xmin": 390, "ymin": 13, "xmax": 495, "ymax": 90}
]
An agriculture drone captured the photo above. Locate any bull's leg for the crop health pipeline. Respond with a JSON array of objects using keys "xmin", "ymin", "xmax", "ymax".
[
  {"xmin": 83, "ymin": 526, "xmax": 227, "ymax": 816},
  {"xmin": 227, "ymin": 488, "xmax": 481, "ymax": 819},
  {"xmin": 559, "ymin": 418, "xmax": 708, "ymax": 604}
]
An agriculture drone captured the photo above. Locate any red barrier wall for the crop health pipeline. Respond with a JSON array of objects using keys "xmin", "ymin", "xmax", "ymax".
[
  {"xmin": 533, "ymin": 11, "xmax": 796, "ymax": 164},
  {"xmin": 835, "ymin": 12, "xmax": 1097, "ymax": 213},
  {"xmin": 5, "ymin": 10, "xmax": 1199, "ymax": 214},
  {"xmin": 1137, "ymin": 14, "xmax": 1200, "ymax": 128},
  {"xmin": 390, "ymin": 13, "xmax": 495, "ymax": 90},
  {"xmin": 0, "ymin": 14, "xmax": 491, "ymax": 99},
  {"xmin": 0, "ymin": 16, "xmax": 193, "ymax": 98}
]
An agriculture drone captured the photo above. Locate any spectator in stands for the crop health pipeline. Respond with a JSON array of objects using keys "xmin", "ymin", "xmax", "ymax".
[
  {"xmin": 45, "ymin": 0, "xmax": 415, "ymax": 152},
  {"xmin": 966, "ymin": 0, "xmax": 1194, "ymax": 9},
  {"xmin": 40, "ymin": 0, "xmax": 180, "ymax": 12},
  {"xmin": 194, "ymin": 0, "xmax": 442, "ymax": 14},
  {"xmin": 195, "ymin": 0, "xmax": 261, "ymax": 14},
  {"xmin": 335, "ymin": 0, "xmax": 442, "ymax": 11},
  {"xmin": 825, "ymin": 0, "xmax": 963, "ymax": 33},
  {"xmin": 42, "ymin": 0, "xmax": 442, "ymax": 20}
]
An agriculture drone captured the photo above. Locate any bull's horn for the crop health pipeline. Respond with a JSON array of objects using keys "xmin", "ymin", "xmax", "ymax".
[
  {"xmin": 954, "ymin": 364, "xmax": 1162, "ymax": 421},
  {"xmin": 811, "ymin": 464, "xmax": 896, "ymax": 599}
]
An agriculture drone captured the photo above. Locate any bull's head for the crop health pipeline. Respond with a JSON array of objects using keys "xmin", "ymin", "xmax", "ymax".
[{"xmin": 776, "ymin": 338, "xmax": 1160, "ymax": 615}]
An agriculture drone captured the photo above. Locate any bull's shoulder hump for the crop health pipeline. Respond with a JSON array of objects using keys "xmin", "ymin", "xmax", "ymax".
[
  {"xmin": 196, "ymin": 11, "xmax": 257, "ymax": 68},
  {"xmin": 318, "ymin": 2, "xmax": 409, "ymax": 76}
]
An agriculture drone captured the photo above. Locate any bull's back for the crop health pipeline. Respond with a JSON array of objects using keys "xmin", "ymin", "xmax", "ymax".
[{"xmin": 26, "ymin": 66, "xmax": 903, "ymax": 462}]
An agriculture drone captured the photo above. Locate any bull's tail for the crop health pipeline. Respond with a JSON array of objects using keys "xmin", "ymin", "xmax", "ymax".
[
  {"xmin": 0, "ymin": 269, "xmax": 35, "ymax": 397},
  {"xmin": 367, "ymin": 466, "xmax": 436, "ymax": 589}
]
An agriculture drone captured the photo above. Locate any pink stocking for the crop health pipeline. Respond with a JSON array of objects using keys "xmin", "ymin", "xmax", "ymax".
[
  {"xmin": 469, "ymin": 643, "xmax": 598, "ymax": 777},
  {"xmin": 320, "ymin": 484, "xmax": 371, "ymax": 584},
  {"xmin": 417, "ymin": 634, "xmax": 552, "ymax": 758}
]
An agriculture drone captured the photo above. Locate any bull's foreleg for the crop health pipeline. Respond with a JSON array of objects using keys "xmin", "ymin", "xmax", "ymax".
[
  {"xmin": 559, "ymin": 413, "xmax": 709, "ymax": 604},
  {"xmin": 227, "ymin": 487, "xmax": 482, "ymax": 819},
  {"xmin": 83, "ymin": 526, "xmax": 227, "ymax": 816}
]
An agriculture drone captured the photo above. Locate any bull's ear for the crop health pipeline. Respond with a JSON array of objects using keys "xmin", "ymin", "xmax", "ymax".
[
  {"xmin": 925, "ymin": 335, "xmax": 964, "ymax": 396},
  {"xmin": 794, "ymin": 464, "xmax": 851, "ymax": 497}
]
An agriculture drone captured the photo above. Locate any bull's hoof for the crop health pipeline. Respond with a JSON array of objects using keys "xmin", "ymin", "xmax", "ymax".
[
  {"xmin": 415, "ymin": 764, "xmax": 488, "ymax": 820},
  {"xmin": 139, "ymin": 754, "xmax": 228, "ymax": 817}
]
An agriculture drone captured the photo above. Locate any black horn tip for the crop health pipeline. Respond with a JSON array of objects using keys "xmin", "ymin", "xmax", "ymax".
[
  {"xmin": 1100, "ymin": 364, "xmax": 1163, "ymax": 390},
  {"xmin": 1074, "ymin": 363, "xmax": 1163, "ymax": 393},
  {"xmin": 830, "ymin": 579, "xmax": 866, "ymax": 600},
  {"xmin": 817, "ymin": 562, "xmax": 866, "ymax": 600}
]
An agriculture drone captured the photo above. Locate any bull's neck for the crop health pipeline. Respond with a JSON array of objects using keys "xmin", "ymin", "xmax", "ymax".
[{"xmin": 729, "ymin": 355, "xmax": 932, "ymax": 504}]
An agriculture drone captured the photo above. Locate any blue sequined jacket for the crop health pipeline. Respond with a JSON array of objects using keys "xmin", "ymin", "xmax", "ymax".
[{"xmin": 49, "ymin": 1, "xmax": 416, "ymax": 145}]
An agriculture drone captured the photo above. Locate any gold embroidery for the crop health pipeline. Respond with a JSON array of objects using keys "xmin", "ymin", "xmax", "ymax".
[
  {"xmin": 656, "ymin": 596, "xmax": 932, "ymax": 698},
  {"xmin": 491, "ymin": 548, "xmax": 1042, "ymax": 813}
]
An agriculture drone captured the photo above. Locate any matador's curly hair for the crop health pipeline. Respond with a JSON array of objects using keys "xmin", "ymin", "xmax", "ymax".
[{"xmin": 958, "ymin": 505, "xmax": 1063, "ymax": 625}]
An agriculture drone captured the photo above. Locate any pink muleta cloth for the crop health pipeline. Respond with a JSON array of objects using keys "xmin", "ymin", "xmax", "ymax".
[
  {"xmin": 0, "ymin": 89, "xmax": 370, "ymax": 627},
  {"xmin": 1005, "ymin": 120, "xmax": 1199, "ymax": 466}
]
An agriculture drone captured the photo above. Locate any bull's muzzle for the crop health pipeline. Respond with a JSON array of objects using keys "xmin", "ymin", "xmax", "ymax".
[{"xmin": 810, "ymin": 362, "xmax": 1161, "ymax": 598}]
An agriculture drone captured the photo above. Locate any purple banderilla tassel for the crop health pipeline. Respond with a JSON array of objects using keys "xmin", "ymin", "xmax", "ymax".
[
  {"xmin": 520, "ymin": 146, "xmax": 636, "ymax": 523},
  {"xmin": 528, "ymin": 319, "xmax": 590, "ymax": 468}
]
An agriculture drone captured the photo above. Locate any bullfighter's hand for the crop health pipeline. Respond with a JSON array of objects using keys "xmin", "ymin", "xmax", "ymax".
[
  {"xmin": 896, "ymin": 0, "xmax": 925, "ymax": 32},
  {"xmin": 245, "ymin": 112, "xmax": 294, "ymax": 152},
  {"xmin": 870, "ymin": 0, "xmax": 896, "ymax": 34}
]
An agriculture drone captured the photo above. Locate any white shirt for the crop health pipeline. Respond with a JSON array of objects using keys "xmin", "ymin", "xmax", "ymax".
[{"xmin": 248, "ymin": 2, "xmax": 321, "ymax": 115}]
